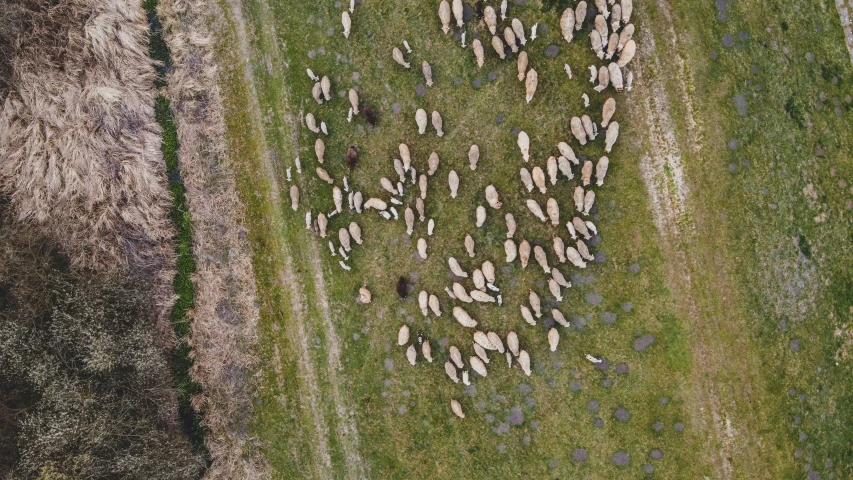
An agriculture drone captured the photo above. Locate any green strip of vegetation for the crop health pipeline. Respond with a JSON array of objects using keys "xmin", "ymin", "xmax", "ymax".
[{"xmin": 144, "ymin": 0, "xmax": 209, "ymax": 467}]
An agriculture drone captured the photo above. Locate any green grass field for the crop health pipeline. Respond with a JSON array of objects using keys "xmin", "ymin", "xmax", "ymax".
[{"xmin": 210, "ymin": 0, "xmax": 853, "ymax": 477}]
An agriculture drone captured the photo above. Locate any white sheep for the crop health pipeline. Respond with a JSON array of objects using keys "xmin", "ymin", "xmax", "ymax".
[
  {"xmin": 305, "ymin": 211, "xmax": 311, "ymax": 229},
  {"xmin": 590, "ymin": 30, "xmax": 604, "ymax": 60},
  {"xmin": 317, "ymin": 213, "xmax": 328, "ymax": 238},
  {"xmin": 474, "ymin": 206, "xmax": 487, "ymax": 229},
  {"xmin": 342, "ymin": 11, "xmax": 352, "ymax": 38},
  {"xmin": 585, "ymin": 220, "xmax": 598, "ymax": 236},
  {"xmin": 406, "ymin": 344, "xmax": 417, "ymax": 365},
  {"xmin": 594, "ymin": 15, "xmax": 608, "ymax": 44},
  {"xmin": 306, "ymin": 68, "xmax": 319, "ymax": 82},
  {"xmin": 611, "ymin": 3, "xmax": 622, "ymax": 30},
  {"xmin": 553, "ymin": 269, "xmax": 571, "ymax": 289},
  {"xmin": 471, "ymin": 269, "xmax": 486, "ymax": 291},
  {"xmin": 596, "ymin": 156, "xmax": 610, "ymax": 186},
  {"xmin": 416, "ymin": 198, "xmax": 425, "ymax": 221},
  {"xmin": 319, "ymin": 76, "xmax": 331, "ymax": 101},
  {"xmin": 617, "ymin": 40, "xmax": 636, "ymax": 67},
  {"xmin": 604, "ymin": 122, "xmax": 619, "ymax": 153},
  {"xmin": 527, "ymin": 199, "xmax": 547, "ymax": 222},
  {"xmin": 512, "ymin": 18, "xmax": 526, "ymax": 45},
  {"xmin": 452, "ymin": 0, "xmax": 463, "ymax": 27},
  {"xmin": 416, "ymin": 108, "xmax": 428, "ymax": 134},
  {"xmin": 472, "ymin": 39, "xmax": 485, "ymax": 68},
  {"xmin": 305, "ymin": 113, "xmax": 320, "ymax": 133},
  {"xmin": 518, "ymin": 350, "xmax": 532, "ymax": 376},
  {"xmin": 548, "ymin": 328, "xmax": 560, "ymax": 352},
  {"xmin": 581, "ymin": 161, "xmax": 593, "ymax": 187},
  {"xmin": 353, "ymin": 192, "xmax": 363, "ymax": 213},
  {"xmin": 571, "ymin": 117, "xmax": 588, "ymax": 145},
  {"xmin": 312, "ymin": 82, "xmax": 323, "ymax": 104},
  {"xmin": 553, "ymin": 237, "xmax": 567, "ymax": 263},
  {"xmin": 450, "ymin": 399, "xmax": 465, "ymax": 418},
  {"xmin": 626, "ymin": 70, "xmax": 633, "ymax": 91},
  {"xmin": 453, "ymin": 282, "xmax": 474, "ymax": 303},
  {"xmin": 485, "ymin": 185, "xmax": 502, "ymax": 209},
  {"xmin": 517, "ymin": 51, "xmax": 528, "ymax": 81},
  {"xmin": 565, "ymin": 63, "xmax": 573, "ymax": 78},
  {"xmin": 316, "ymin": 167, "xmax": 333, "ymax": 184},
  {"xmin": 439, "ymin": 0, "xmax": 451, "ymax": 34},
  {"xmin": 561, "ymin": 8, "xmax": 575, "ymax": 42},
  {"xmin": 500, "ymin": 0, "xmax": 507, "ymax": 19},
  {"xmin": 547, "ymin": 156, "xmax": 559, "ymax": 185},
  {"xmin": 549, "ymin": 278, "xmax": 563, "ymax": 302},
  {"xmin": 558, "ymin": 156, "xmax": 573, "ymax": 180},
  {"xmin": 566, "ymin": 246, "xmax": 587, "ymax": 268},
  {"xmin": 404, "ymin": 207, "xmax": 415, "ymax": 235},
  {"xmin": 462, "ymin": 370, "xmax": 470, "ymax": 386},
  {"xmin": 588, "ymin": 65, "xmax": 598, "ymax": 83},
  {"xmin": 417, "ymin": 174, "xmax": 427, "ymax": 200},
  {"xmin": 547, "ymin": 198, "xmax": 560, "ymax": 226},
  {"xmin": 558, "ymin": 142, "xmax": 579, "ymax": 164},
  {"xmin": 583, "ymin": 190, "xmax": 595, "ymax": 215},
  {"xmin": 468, "ymin": 144, "xmax": 480, "ymax": 170},
  {"xmin": 358, "ymin": 286, "xmax": 372, "ymax": 304},
  {"xmin": 429, "ymin": 294, "xmax": 442, "ymax": 316},
  {"xmin": 618, "ymin": 24, "xmax": 634, "ymax": 51},
  {"xmin": 448, "ymin": 256, "xmax": 468, "ymax": 277},
  {"xmin": 520, "ymin": 305, "xmax": 536, "ymax": 325},
  {"xmin": 465, "ymin": 234, "xmax": 475, "ymax": 257},
  {"xmin": 290, "ymin": 185, "xmax": 299, "ymax": 211},
  {"xmin": 534, "ymin": 245, "xmax": 551, "ymax": 274},
  {"xmin": 419, "ymin": 291, "xmax": 429, "ymax": 316},
  {"xmin": 531, "ymin": 23, "xmax": 538, "ymax": 41},
  {"xmin": 577, "ymin": 239, "xmax": 594, "ymax": 261},
  {"xmin": 417, "ymin": 237, "xmax": 428, "ymax": 259},
  {"xmin": 470, "ymin": 356, "xmax": 488, "ymax": 377},
  {"xmin": 448, "ymin": 170, "xmax": 459, "ymax": 198},
  {"xmin": 520, "ymin": 168, "xmax": 534, "ymax": 192},
  {"xmin": 519, "ymin": 240, "xmax": 531, "ymax": 268},
  {"xmin": 392, "ymin": 47, "xmax": 410, "ymax": 68},
  {"xmin": 485, "ymin": 6, "xmax": 498, "ymax": 34},
  {"xmin": 573, "ymin": 216, "xmax": 591, "ymax": 239},
  {"xmin": 453, "ymin": 306, "xmax": 478, "ymax": 328},
  {"xmin": 504, "ymin": 239, "xmax": 518, "ymax": 263},
  {"xmin": 428, "ymin": 152, "xmax": 440, "ymax": 176},
  {"xmin": 532, "ymin": 167, "xmax": 547, "ymax": 193},
  {"xmin": 491, "ymin": 35, "xmax": 506, "ymax": 60},
  {"xmin": 573, "ymin": 186, "xmax": 585, "ymax": 213},
  {"xmin": 552, "ymin": 309, "xmax": 570, "ymax": 327},
  {"xmin": 380, "ymin": 177, "xmax": 396, "ymax": 196},
  {"xmin": 602, "ymin": 98, "xmax": 616, "ymax": 127},
  {"xmin": 339, "ymin": 228, "xmax": 352, "ymax": 253},
  {"xmin": 609, "ymin": 62, "xmax": 624, "ymax": 91},
  {"xmin": 474, "ymin": 344, "xmax": 490, "ymax": 363},
  {"xmin": 423, "ymin": 340, "xmax": 434, "ymax": 362},
  {"xmin": 525, "ymin": 69, "xmax": 538, "ymax": 103},
  {"xmin": 622, "ymin": 0, "xmax": 633, "ymax": 24},
  {"xmin": 575, "ymin": 1, "xmax": 587, "ymax": 30},
  {"xmin": 364, "ymin": 198, "xmax": 388, "ymax": 211},
  {"xmin": 432, "ymin": 111, "xmax": 444, "ymax": 137},
  {"xmin": 505, "ymin": 213, "xmax": 517, "ymax": 238},
  {"xmin": 445, "ymin": 361, "xmax": 459, "ymax": 383},
  {"xmin": 474, "ymin": 331, "xmax": 496, "ymax": 350},
  {"xmin": 595, "ymin": 63, "xmax": 610, "ymax": 92},
  {"xmin": 606, "ymin": 32, "xmax": 619, "ymax": 60},
  {"xmin": 331, "ymin": 186, "xmax": 343, "ymax": 213},
  {"xmin": 449, "ymin": 346, "xmax": 464, "ymax": 368},
  {"xmin": 581, "ymin": 114, "xmax": 596, "ymax": 140},
  {"xmin": 422, "ymin": 61, "xmax": 433, "ymax": 87},
  {"xmin": 428, "ymin": 218, "xmax": 435, "ymax": 235},
  {"xmin": 314, "ymin": 138, "xmax": 326, "ymax": 164},
  {"xmin": 398, "ymin": 324, "xmax": 410, "ymax": 346},
  {"xmin": 504, "ymin": 27, "xmax": 518, "ymax": 53},
  {"xmin": 517, "ymin": 130, "xmax": 530, "ymax": 161}
]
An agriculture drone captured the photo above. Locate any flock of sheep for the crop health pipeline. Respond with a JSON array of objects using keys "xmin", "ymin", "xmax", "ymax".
[{"xmin": 288, "ymin": 0, "xmax": 638, "ymax": 421}]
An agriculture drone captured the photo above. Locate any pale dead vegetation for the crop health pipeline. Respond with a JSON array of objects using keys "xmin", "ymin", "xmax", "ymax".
[{"xmin": 158, "ymin": 0, "xmax": 268, "ymax": 477}]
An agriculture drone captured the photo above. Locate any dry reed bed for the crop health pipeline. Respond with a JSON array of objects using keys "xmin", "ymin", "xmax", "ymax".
[{"xmin": 158, "ymin": 0, "xmax": 267, "ymax": 477}]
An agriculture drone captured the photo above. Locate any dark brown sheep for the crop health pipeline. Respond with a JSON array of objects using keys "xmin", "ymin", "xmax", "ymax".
[
  {"xmin": 346, "ymin": 145, "xmax": 358, "ymax": 170},
  {"xmin": 362, "ymin": 104, "xmax": 377, "ymax": 126},
  {"xmin": 396, "ymin": 276, "xmax": 408, "ymax": 298}
]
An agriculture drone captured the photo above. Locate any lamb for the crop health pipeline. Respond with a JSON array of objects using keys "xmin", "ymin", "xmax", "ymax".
[
  {"xmin": 453, "ymin": 306, "xmax": 478, "ymax": 328},
  {"xmin": 448, "ymin": 257, "xmax": 469, "ymax": 277},
  {"xmin": 339, "ymin": 228, "xmax": 352, "ymax": 253},
  {"xmin": 547, "ymin": 156, "xmax": 559, "ymax": 185},
  {"xmin": 474, "ymin": 331, "xmax": 496, "ymax": 350},
  {"xmin": 527, "ymin": 199, "xmax": 547, "ymax": 222},
  {"xmin": 445, "ymin": 361, "xmax": 459, "ymax": 383},
  {"xmin": 504, "ymin": 27, "xmax": 518, "ymax": 53},
  {"xmin": 468, "ymin": 144, "xmax": 480, "ymax": 170},
  {"xmin": 416, "ymin": 108, "xmax": 428, "ymax": 134},
  {"xmin": 428, "ymin": 152, "xmax": 440, "ymax": 175},
  {"xmin": 429, "ymin": 294, "xmax": 442, "ymax": 316},
  {"xmin": 565, "ymin": 63, "xmax": 574, "ymax": 78},
  {"xmin": 558, "ymin": 156, "xmax": 573, "ymax": 179},
  {"xmin": 333, "ymin": 186, "xmax": 343, "ymax": 213},
  {"xmin": 525, "ymin": 69, "xmax": 538, "ymax": 103},
  {"xmin": 472, "ymin": 39, "xmax": 485, "ymax": 68},
  {"xmin": 306, "ymin": 68, "xmax": 319, "ymax": 82},
  {"xmin": 398, "ymin": 325, "xmax": 410, "ymax": 346},
  {"xmin": 583, "ymin": 190, "xmax": 596, "ymax": 215},
  {"xmin": 504, "ymin": 239, "xmax": 518, "ymax": 263},
  {"xmin": 577, "ymin": 239, "xmax": 594, "ymax": 261},
  {"xmin": 428, "ymin": 219, "xmax": 436, "ymax": 236},
  {"xmin": 473, "ymin": 344, "xmax": 490, "ymax": 363},
  {"xmin": 581, "ymin": 114, "xmax": 596, "ymax": 140},
  {"xmin": 532, "ymin": 167, "xmax": 547, "ymax": 193},
  {"xmin": 392, "ymin": 47, "xmax": 410, "ymax": 68},
  {"xmin": 500, "ymin": 0, "xmax": 507, "ymax": 20},
  {"xmin": 588, "ymin": 65, "xmax": 598, "ymax": 83},
  {"xmin": 484, "ymin": 6, "xmax": 498, "ymax": 34},
  {"xmin": 305, "ymin": 211, "xmax": 312, "ymax": 229},
  {"xmin": 626, "ymin": 70, "xmax": 633, "ymax": 91},
  {"xmin": 553, "ymin": 237, "xmax": 567, "ymax": 263},
  {"xmin": 419, "ymin": 291, "xmax": 429, "ymax": 316},
  {"xmin": 602, "ymin": 98, "xmax": 616, "ymax": 127},
  {"xmin": 566, "ymin": 246, "xmax": 588, "ymax": 268},
  {"xmin": 519, "ymin": 240, "xmax": 531, "ymax": 268},
  {"xmin": 405, "ymin": 207, "xmax": 415, "ymax": 235},
  {"xmin": 534, "ymin": 245, "xmax": 551, "ymax": 274},
  {"xmin": 618, "ymin": 24, "xmax": 634, "ymax": 51},
  {"xmin": 609, "ymin": 62, "xmax": 624, "ymax": 91},
  {"xmin": 406, "ymin": 345, "xmax": 417, "ymax": 365},
  {"xmin": 317, "ymin": 214, "xmax": 328, "ymax": 238},
  {"xmin": 417, "ymin": 238, "xmax": 428, "ymax": 259},
  {"xmin": 453, "ymin": 283, "xmax": 474, "ymax": 303},
  {"xmin": 470, "ymin": 356, "xmax": 488, "ymax": 377},
  {"xmin": 558, "ymin": 142, "xmax": 579, "ymax": 164},
  {"xmin": 604, "ymin": 122, "xmax": 619, "ymax": 153},
  {"xmin": 617, "ymin": 40, "xmax": 636, "ymax": 67},
  {"xmin": 358, "ymin": 286, "xmax": 372, "ymax": 304},
  {"xmin": 517, "ymin": 51, "xmax": 528, "ymax": 81},
  {"xmin": 552, "ymin": 309, "xmax": 570, "ymax": 327},
  {"xmin": 342, "ymin": 11, "xmax": 352, "ymax": 38},
  {"xmin": 314, "ymin": 138, "xmax": 325, "ymax": 164},
  {"xmin": 353, "ymin": 192, "xmax": 364, "ymax": 212},
  {"xmin": 575, "ymin": 1, "xmax": 587, "ymax": 30},
  {"xmin": 530, "ymin": 22, "xmax": 538, "ymax": 41},
  {"xmin": 581, "ymin": 160, "xmax": 593, "ymax": 186},
  {"xmin": 573, "ymin": 186, "xmax": 585, "ymax": 213},
  {"xmin": 290, "ymin": 185, "xmax": 299, "ymax": 211},
  {"xmin": 364, "ymin": 198, "xmax": 388, "ymax": 211},
  {"xmin": 570, "ymin": 117, "xmax": 588, "ymax": 145},
  {"xmin": 573, "ymin": 216, "xmax": 591, "ymax": 239},
  {"xmin": 439, "ymin": 0, "xmax": 451, "ymax": 34},
  {"xmin": 448, "ymin": 170, "xmax": 460, "ymax": 198},
  {"xmin": 520, "ymin": 168, "xmax": 534, "ymax": 192},
  {"xmin": 305, "ymin": 113, "xmax": 321, "ymax": 133},
  {"xmin": 553, "ymin": 269, "xmax": 571, "ymax": 289},
  {"xmin": 491, "ymin": 35, "xmax": 506, "ymax": 60},
  {"xmin": 472, "ymin": 270, "xmax": 486, "ymax": 291},
  {"xmin": 312, "ymin": 82, "xmax": 323, "ymax": 104},
  {"xmin": 549, "ymin": 278, "xmax": 563, "ymax": 301},
  {"xmin": 462, "ymin": 371, "xmax": 470, "ymax": 386},
  {"xmin": 505, "ymin": 214, "xmax": 517, "ymax": 238},
  {"xmin": 419, "ymin": 174, "xmax": 428, "ymax": 199},
  {"xmin": 621, "ymin": 0, "xmax": 633, "ymax": 24},
  {"xmin": 596, "ymin": 156, "xmax": 610, "ymax": 186},
  {"xmin": 548, "ymin": 328, "xmax": 560, "ymax": 352},
  {"xmin": 546, "ymin": 198, "xmax": 560, "ymax": 226},
  {"xmin": 560, "ymin": 8, "xmax": 575, "ymax": 43},
  {"xmin": 452, "ymin": 0, "xmax": 464, "ymax": 27},
  {"xmin": 422, "ymin": 340, "xmax": 433, "ymax": 362},
  {"xmin": 512, "ymin": 18, "xmax": 526, "ymax": 45},
  {"xmin": 520, "ymin": 305, "xmax": 536, "ymax": 325},
  {"xmin": 432, "ymin": 111, "xmax": 444, "ymax": 137},
  {"xmin": 517, "ymin": 130, "xmax": 530, "ymax": 161},
  {"xmin": 422, "ymin": 61, "xmax": 433, "ymax": 87},
  {"xmin": 518, "ymin": 350, "xmax": 532, "ymax": 376},
  {"xmin": 316, "ymin": 167, "xmax": 333, "ymax": 184},
  {"xmin": 476, "ymin": 206, "xmax": 487, "ymax": 228},
  {"xmin": 465, "ymin": 234, "xmax": 476, "ymax": 257},
  {"xmin": 485, "ymin": 185, "xmax": 502, "ymax": 209}
]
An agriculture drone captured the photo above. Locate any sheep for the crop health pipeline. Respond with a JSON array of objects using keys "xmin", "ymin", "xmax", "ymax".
[
  {"xmin": 472, "ymin": 269, "xmax": 486, "ymax": 291},
  {"xmin": 338, "ymin": 228, "xmax": 352, "ymax": 253},
  {"xmin": 571, "ymin": 117, "xmax": 588, "ymax": 145},
  {"xmin": 453, "ymin": 306, "xmax": 478, "ymax": 328},
  {"xmin": 609, "ymin": 62, "xmax": 624, "ymax": 91},
  {"xmin": 557, "ymin": 156, "xmax": 573, "ymax": 180},
  {"xmin": 601, "ymin": 98, "xmax": 616, "ymax": 128},
  {"xmin": 500, "ymin": 0, "xmax": 507, "ymax": 19},
  {"xmin": 416, "ymin": 198, "xmax": 426, "ymax": 221},
  {"xmin": 595, "ymin": 156, "xmax": 610, "ymax": 186},
  {"xmin": 604, "ymin": 122, "xmax": 619, "ymax": 153},
  {"xmin": 611, "ymin": 4, "xmax": 622, "ymax": 31},
  {"xmin": 585, "ymin": 220, "xmax": 598, "ymax": 236},
  {"xmin": 504, "ymin": 239, "xmax": 518, "ymax": 263},
  {"xmin": 290, "ymin": 185, "xmax": 299, "ymax": 211},
  {"xmin": 549, "ymin": 278, "xmax": 563, "ymax": 301},
  {"xmin": 590, "ymin": 31, "xmax": 604, "ymax": 60},
  {"xmin": 305, "ymin": 211, "xmax": 312, "ymax": 229},
  {"xmin": 358, "ymin": 286, "xmax": 372, "ymax": 304},
  {"xmin": 462, "ymin": 370, "xmax": 470, "ymax": 385},
  {"xmin": 465, "ymin": 234, "xmax": 476, "ymax": 257},
  {"xmin": 404, "ymin": 207, "xmax": 415, "ymax": 235},
  {"xmin": 567, "ymin": 221, "xmax": 578, "ymax": 240},
  {"xmin": 352, "ymin": 192, "xmax": 363, "ymax": 213},
  {"xmin": 305, "ymin": 113, "xmax": 320, "ymax": 133},
  {"xmin": 453, "ymin": 283, "xmax": 474, "ymax": 303},
  {"xmin": 552, "ymin": 268, "xmax": 571, "ymax": 288},
  {"xmin": 485, "ymin": 185, "xmax": 502, "ymax": 209},
  {"xmin": 474, "ymin": 331, "xmax": 496, "ymax": 350},
  {"xmin": 532, "ymin": 167, "xmax": 547, "ymax": 193},
  {"xmin": 573, "ymin": 216, "xmax": 591, "ymax": 239},
  {"xmin": 621, "ymin": 0, "xmax": 633, "ymax": 24},
  {"xmin": 429, "ymin": 294, "xmax": 442, "ymax": 316},
  {"xmin": 419, "ymin": 291, "xmax": 429, "ymax": 316},
  {"xmin": 617, "ymin": 39, "xmax": 636, "ymax": 67},
  {"xmin": 396, "ymin": 276, "xmax": 409, "ymax": 298},
  {"xmin": 422, "ymin": 61, "xmax": 433, "ymax": 87},
  {"xmin": 589, "ymin": 65, "xmax": 598, "ymax": 83},
  {"xmin": 406, "ymin": 344, "xmax": 417, "ymax": 365},
  {"xmin": 414, "ymin": 176, "xmax": 425, "ymax": 202},
  {"xmin": 313, "ymin": 138, "xmax": 326, "ymax": 164},
  {"xmin": 468, "ymin": 144, "xmax": 480, "ymax": 170},
  {"xmin": 428, "ymin": 152, "xmax": 440, "ymax": 176},
  {"xmin": 575, "ymin": 1, "xmax": 587, "ymax": 30},
  {"xmin": 517, "ymin": 51, "xmax": 529, "ymax": 81},
  {"xmin": 362, "ymin": 104, "xmax": 377, "ymax": 125},
  {"xmin": 552, "ymin": 309, "xmax": 570, "ymax": 327},
  {"xmin": 512, "ymin": 18, "xmax": 526, "ymax": 45},
  {"xmin": 332, "ymin": 186, "xmax": 343, "ymax": 214},
  {"xmin": 581, "ymin": 114, "xmax": 596, "ymax": 139},
  {"xmin": 565, "ymin": 63, "xmax": 574, "ymax": 78},
  {"xmin": 546, "ymin": 157, "xmax": 559, "ymax": 185},
  {"xmin": 452, "ymin": 0, "xmax": 464, "ymax": 27},
  {"xmin": 548, "ymin": 328, "xmax": 560, "ymax": 352},
  {"xmin": 558, "ymin": 142, "xmax": 579, "ymax": 164},
  {"xmin": 416, "ymin": 108, "xmax": 428, "ymax": 134},
  {"xmin": 364, "ymin": 198, "xmax": 388, "ymax": 212},
  {"xmin": 504, "ymin": 27, "xmax": 518, "ymax": 53},
  {"xmin": 518, "ymin": 350, "xmax": 532, "ymax": 376},
  {"xmin": 527, "ymin": 199, "xmax": 547, "ymax": 223},
  {"xmin": 626, "ymin": 70, "xmax": 633, "ymax": 91},
  {"xmin": 560, "ymin": 8, "xmax": 575, "ymax": 43},
  {"xmin": 319, "ymin": 76, "xmax": 331, "ymax": 101},
  {"xmin": 606, "ymin": 32, "xmax": 619, "ymax": 60},
  {"xmin": 520, "ymin": 305, "xmax": 536, "ymax": 325},
  {"xmin": 573, "ymin": 186, "xmax": 585, "ymax": 213},
  {"xmin": 618, "ymin": 24, "xmax": 634, "ymax": 51},
  {"xmin": 342, "ymin": 11, "xmax": 352, "ymax": 38},
  {"xmin": 473, "ymin": 344, "xmax": 490, "ymax": 363},
  {"xmin": 531, "ymin": 22, "xmax": 539, "ymax": 41},
  {"xmin": 583, "ymin": 190, "xmax": 595, "ymax": 215},
  {"xmin": 595, "ymin": 15, "xmax": 609, "ymax": 45},
  {"xmin": 432, "ymin": 111, "xmax": 444, "ymax": 137},
  {"xmin": 474, "ymin": 206, "xmax": 487, "ymax": 228},
  {"xmin": 417, "ymin": 238, "xmax": 428, "ymax": 259},
  {"xmin": 505, "ymin": 213, "xmax": 517, "ymax": 238},
  {"xmin": 546, "ymin": 198, "xmax": 560, "ymax": 226},
  {"xmin": 472, "ymin": 39, "xmax": 485, "ymax": 68},
  {"xmin": 491, "ymin": 35, "xmax": 506, "ymax": 60},
  {"xmin": 566, "ymin": 246, "xmax": 587, "ymax": 268},
  {"xmin": 472, "ymin": 289, "xmax": 493, "ymax": 304},
  {"xmin": 534, "ymin": 246, "xmax": 551, "ymax": 274},
  {"xmin": 392, "ymin": 47, "xmax": 410, "ymax": 68},
  {"xmin": 484, "ymin": 6, "xmax": 498, "ymax": 34},
  {"xmin": 439, "ymin": 0, "xmax": 451, "ymax": 34},
  {"xmin": 398, "ymin": 324, "xmax": 410, "ymax": 346},
  {"xmin": 519, "ymin": 240, "xmax": 531, "ymax": 268},
  {"xmin": 525, "ymin": 68, "xmax": 538, "ymax": 103},
  {"xmin": 339, "ymin": 260, "xmax": 351, "ymax": 271},
  {"xmin": 580, "ymin": 161, "xmax": 593, "ymax": 187},
  {"xmin": 445, "ymin": 361, "xmax": 459, "ymax": 382},
  {"xmin": 312, "ymin": 82, "xmax": 323, "ymax": 104},
  {"xmin": 448, "ymin": 256, "xmax": 468, "ymax": 278},
  {"xmin": 520, "ymin": 168, "xmax": 535, "ymax": 192},
  {"xmin": 577, "ymin": 239, "xmax": 594, "ymax": 261},
  {"xmin": 595, "ymin": 64, "xmax": 610, "ymax": 92},
  {"xmin": 317, "ymin": 213, "xmax": 328, "ymax": 238},
  {"xmin": 553, "ymin": 237, "xmax": 567, "ymax": 263},
  {"xmin": 448, "ymin": 170, "xmax": 460, "ymax": 198},
  {"xmin": 470, "ymin": 356, "xmax": 488, "ymax": 377},
  {"xmin": 380, "ymin": 177, "xmax": 397, "ymax": 196}
]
